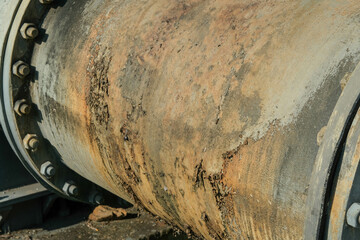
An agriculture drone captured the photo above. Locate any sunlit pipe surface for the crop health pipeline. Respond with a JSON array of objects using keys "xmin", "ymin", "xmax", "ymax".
[{"xmin": 29, "ymin": 0, "xmax": 360, "ymax": 239}]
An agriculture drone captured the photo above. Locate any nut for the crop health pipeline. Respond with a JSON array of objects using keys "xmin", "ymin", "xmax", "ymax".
[
  {"xmin": 39, "ymin": 0, "xmax": 54, "ymax": 4},
  {"xmin": 23, "ymin": 134, "xmax": 39, "ymax": 151},
  {"xmin": 347, "ymin": 203, "xmax": 360, "ymax": 228},
  {"xmin": 14, "ymin": 99, "xmax": 31, "ymax": 116},
  {"xmin": 20, "ymin": 23, "xmax": 38, "ymax": 39},
  {"xmin": 12, "ymin": 61, "xmax": 30, "ymax": 78},
  {"xmin": 94, "ymin": 194, "xmax": 104, "ymax": 205},
  {"xmin": 89, "ymin": 192, "xmax": 104, "ymax": 205},
  {"xmin": 40, "ymin": 161, "xmax": 56, "ymax": 178},
  {"xmin": 62, "ymin": 181, "xmax": 78, "ymax": 196}
]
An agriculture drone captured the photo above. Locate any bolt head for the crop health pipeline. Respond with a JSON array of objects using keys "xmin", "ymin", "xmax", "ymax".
[
  {"xmin": 94, "ymin": 194, "xmax": 104, "ymax": 205},
  {"xmin": 18, "ymin": 64, "xmax": 30, "ymax": 76},
  {"xmin": 20, "ymin": 23, "xmax": 38, "ymax": 39},
  {"xmin": 26, "ymin": 27, "xmax": 38, "ymax": 39},
  {"xmin": 46, "ymin": 166, "xmax": 56, "ymax": 177},
  {"xmin": 90, "ymin": 192, "xmax": 104, "ymax": 205},
  {"xmin": 68, "ymin": 185, "xmax": 78, "ymax": 196},
  {"xmin": 62, "ymin": 182, "xmax": 78, "ymax": 197},
  {"xmin": 14, "ymin": 99, "xmax": 31, "ymax": 116},
  {"xmin": 40, "ymin": 161, "xmax": 56, "ymax": 178},
  {"xmin": 29, "ymin": 138, "xmax": 39, "ymax": 149},
  {"xmin": 23, "ymin": 134, "xmax": 39, "ymax": 151},
  {"xmin": 19, "ymin": 103, "xmax": 31, "ymax": 115},
  {"xmin": 12, "ymin": 61, "xmax": 30, "ymax": 78}
]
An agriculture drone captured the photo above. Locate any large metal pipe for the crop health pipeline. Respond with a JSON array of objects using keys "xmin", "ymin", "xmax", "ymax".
[{"xmin": 1, "ymin": 0, "xmax": 360, "ymax": 239}]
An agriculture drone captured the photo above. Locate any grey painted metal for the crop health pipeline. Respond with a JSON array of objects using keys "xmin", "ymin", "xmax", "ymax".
[
  {"xmin": 325, "ymin": 105, "xmax": 360, "ymax": 239},
  {"xmin": 0, "ymin": 0, "xmax": 22, "ymax": 58},
  {"xmin": 0, "ymin": 0, "xmax": 22, "ymax": 157},
  {"xmin": 0, "ymin": 183, "xmax": 47, "ymax": 208},
  {"xmin": 304, "ymin": 63, "xmax": 360, "ymax": 238}
]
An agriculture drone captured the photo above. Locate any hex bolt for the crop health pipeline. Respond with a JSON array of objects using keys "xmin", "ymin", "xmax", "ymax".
[
  {"xmin": 14, "ymin": 99, "xmax": 31, "ymax": 116},
  {"xmin": 12, "ymin": 61, "xmax": 30, "ymax": 78},
  {"xmin": 94, "ymin": 194, "xmax": 104, "ymax": 205},
  {"xmin": 20, "ymin": 23, "xmax": 39, "ymax": 40},
  {"xmin": 40, "ymin": 161, "xmax": 56, "ymax": 178},
  {"xmin": 346, "ymin": 203, "xmax": 360, "ymax": 228},
  {"xmin": 62, "ymin": 182, "xmax": 78, "ymax": 197},
  {"xmin": 39, "ymin": 0, "xmax": 54, "ymax": 4},
  {"xmin": 89, "ymin": 192, "xmax": 104, "ymax": 205},
  {"xmin": 23, "ymin": 134, "xmax": 39, "ymax": 151},
  {"xmin": 68, "ymin": 185, "xmax": 78, "ymax": 196}
]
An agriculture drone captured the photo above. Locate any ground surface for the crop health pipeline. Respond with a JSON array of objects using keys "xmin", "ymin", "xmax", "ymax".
[{"xmin": 0, "ymin": 204, "xmax": 188, "ymax": 240}]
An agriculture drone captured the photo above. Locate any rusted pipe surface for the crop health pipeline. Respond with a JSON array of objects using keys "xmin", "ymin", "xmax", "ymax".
[{"xmin": 30, "ymin": 0, "xmax": 360, "ymax": 239}]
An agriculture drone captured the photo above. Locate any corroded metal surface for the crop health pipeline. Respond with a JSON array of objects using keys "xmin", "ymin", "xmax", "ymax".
[
  {"xmin": 304, "ymin": 62, "xmax": 360, "ymax": 238},
  {"xmin": 326, "ymin": 108, "xmax": 360, "ymax": 239},
  {"xmin": 0, "ymin": 0, "xmax": 118, "ymax": 205},
  {"xmin": 30, "ymin": 0, "xmax": 360, "ymax": 239}
]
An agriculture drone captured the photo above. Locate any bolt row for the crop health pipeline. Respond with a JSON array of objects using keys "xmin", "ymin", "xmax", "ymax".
[{"xmin": 9, "ymin": 0, "xmax": 107, "ymax": 203}]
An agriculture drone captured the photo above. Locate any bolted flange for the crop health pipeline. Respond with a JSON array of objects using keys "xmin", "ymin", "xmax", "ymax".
[
  {"xmin": 12, "ymin": 61, "xmax": 30, "ymax": 78},
  {"xmin": 40, "ymin": 161, "xmax": 56, "ymax": 178},
  {"xmin": 20, "ymin": 23, "xmax": 39, "ymax": 40},
  {"xmin": 23, "ymin": 134, "xmax": 39, "ymax": 151},
  {"xmin": 62, "ymin": 181, "xmax": 78, "ymax": 196},
  {"xmin": 14, "ymin": 99, "xmax": 31, "ymax": 116}
]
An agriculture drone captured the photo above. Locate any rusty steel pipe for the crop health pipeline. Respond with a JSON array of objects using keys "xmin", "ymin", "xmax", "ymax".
[{"xmin": 1, "ymin": 0, "xmax": 360, "ymax": 239}]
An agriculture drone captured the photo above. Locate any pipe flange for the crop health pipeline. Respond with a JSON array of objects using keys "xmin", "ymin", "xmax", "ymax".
[{"xmin": 0, "ymin": 0, "xmax": 120, "ymax": 206}]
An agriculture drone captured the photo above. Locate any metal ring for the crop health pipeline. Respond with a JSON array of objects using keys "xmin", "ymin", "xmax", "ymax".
[
  {"xmin": 304, "ymin": 63, "xmax": 360, "ymax": 238},
  {"xmin": 0, "ymin": 0, "xmax": 119, "ymax": 206}
]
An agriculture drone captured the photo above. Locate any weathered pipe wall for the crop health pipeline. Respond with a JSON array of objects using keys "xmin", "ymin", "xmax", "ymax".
[{"xmin": 30, "ymin": 0, "xmax": 360, "ymax": 239}]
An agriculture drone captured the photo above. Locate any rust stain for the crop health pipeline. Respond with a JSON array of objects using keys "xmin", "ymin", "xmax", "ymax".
[
  {"xmin": 32, "ymin": 0, "xmax": 360, "ymax": 239},
  {"xmin": 328, "ymin": 110, "xmax": 360, "ymax": 239}
]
